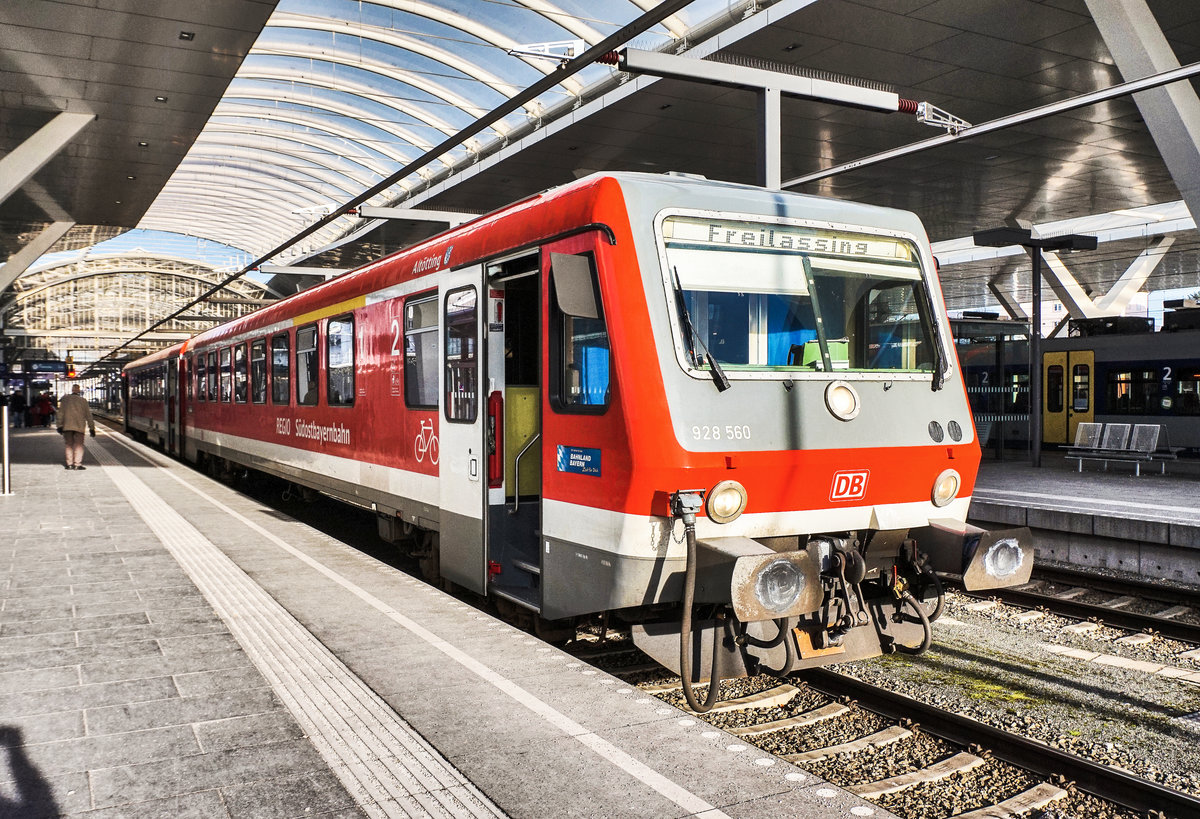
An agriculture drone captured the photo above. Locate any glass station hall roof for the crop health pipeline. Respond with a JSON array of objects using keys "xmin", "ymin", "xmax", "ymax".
[{"xmin": 139, "ymin": 0, "xmax": 718, "ymax": 260}]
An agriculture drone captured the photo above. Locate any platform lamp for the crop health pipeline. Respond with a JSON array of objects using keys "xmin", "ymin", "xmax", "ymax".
[{"xmin": 972, "ymin": 228, "xmax": 1097, "ymax": 468}]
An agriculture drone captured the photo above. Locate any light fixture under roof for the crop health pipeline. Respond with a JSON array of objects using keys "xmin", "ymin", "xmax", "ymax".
[
  {"xmin": 154, "ymin": 95, "xmax": 168, "ymax": 103},
  {"xmin": 137, "ymin": 141, "xmax": 148, "ymax": 147},
  {"xmin": 179, "ymin": 31, "xmax": 195, "ymax": 41}
]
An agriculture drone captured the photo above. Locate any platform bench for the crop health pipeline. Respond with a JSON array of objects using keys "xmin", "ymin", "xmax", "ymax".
[{"xmin": 1065, "ymin": 422, "xmax": 1177, "ymax": 476}]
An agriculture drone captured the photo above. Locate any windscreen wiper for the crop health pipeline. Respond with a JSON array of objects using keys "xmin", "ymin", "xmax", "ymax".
[{"xmin": 673, "ymin": 267, "xmax": 730, "ymax": 392}]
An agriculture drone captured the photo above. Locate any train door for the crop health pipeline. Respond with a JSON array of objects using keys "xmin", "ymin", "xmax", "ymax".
[
  {"xmin": 483, "ymin": 253, "xmax": 542, "ymax": 613},
  {"xmin": 438, "ymin": 267, "xmax": 487, "ymax": 593},
  {"xmin": 1043, "ymin": 349, "xmax": 1094, "ymax": 444}
]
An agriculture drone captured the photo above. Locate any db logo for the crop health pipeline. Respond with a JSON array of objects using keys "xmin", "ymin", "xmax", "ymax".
[{"xmin": 830, "ymin": 470, "xmax": 869, "ymax": 502}]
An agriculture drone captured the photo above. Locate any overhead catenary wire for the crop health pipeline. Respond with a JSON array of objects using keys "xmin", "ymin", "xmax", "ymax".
[{"xmin": 84, "ymin": 0, "xmax": 699, "ymax": 377}]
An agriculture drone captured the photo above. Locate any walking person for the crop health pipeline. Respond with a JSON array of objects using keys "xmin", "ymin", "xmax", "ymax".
[
  {"xmin": 9, "ymin": 392, "xmax": 25, "ymax": 427},
  {"xmin": 57, "ymin": 385, "xmax": 95, "ymax": 470}
]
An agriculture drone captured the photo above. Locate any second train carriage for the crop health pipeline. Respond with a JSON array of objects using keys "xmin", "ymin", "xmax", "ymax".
[{"xmin": 125, "ymin": 173, "xmax": 1033, "ymax": 707}]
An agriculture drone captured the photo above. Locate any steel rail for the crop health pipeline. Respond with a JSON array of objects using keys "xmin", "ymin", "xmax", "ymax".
[
  {"xmin": 1033, "ymin": 565, "xmax": 1200, "ymax": 608},
  {"xmin": 799, "ymin": 668, "xmax": 1200, "ymax": 818},
  {"xmin": 783, "ymin": 58, "xmax": 1200, "ymax": 188},
  {"xmin": 943, "ymin": 577, "xmax": 1200, "ymax": 644}
]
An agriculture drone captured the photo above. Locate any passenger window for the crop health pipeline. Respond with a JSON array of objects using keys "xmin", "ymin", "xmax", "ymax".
[
  {"xmin": 327, "ymin": 314, "xmax": 354, "ymax": 406},
  {"xmin": 1046, "ymin": 365, "xmax": 1064, "ymax": 413},
  {"xmin": 196, "ymin": 354, "xmax": 206, "ymax": 403},
  {"xmin": 404, "ymin": 293, "xmax": 438, "ymax": 409},
  {"xmin": 1071, "ymin": 364, "xmax": 1089, "ymax": 412},
  {"xmin": 220, "ymin": 348, "xmax": 232, "ymax": 402},
  {"xmin": 250, "ymin": 339, "xmax": 267, "ymax": 404},
  {"xmin": 271, "ymin": 333, "xmax": 290, "ymax": 404},
  {"xmin": 444, "ymin": 287, "xmax": 478, "ymax": 422},
  {"xmin": 550, "ymin": 252, "xmax": 610, "ymax": 412},
  {"xmin": 207, "ymin": 351, "xmax": 218, "ymax": 402},
  {"xmin": 296, "ymin": 324, "xmax": 319, "ymax": 406},
  {"xmin": 234, "ymin": 344, "xmax": 248, "ymax": 403}
]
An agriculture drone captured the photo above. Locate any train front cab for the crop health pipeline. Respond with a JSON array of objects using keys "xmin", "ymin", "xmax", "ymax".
[{"xmin": 1043, "ymin": 348, "xmax": 1094, "ymax": 444}]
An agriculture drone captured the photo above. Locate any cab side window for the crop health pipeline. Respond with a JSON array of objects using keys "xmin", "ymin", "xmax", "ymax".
[{"xmin": 549, "ymin": 252, "xmax": 610, "ymax": 413}]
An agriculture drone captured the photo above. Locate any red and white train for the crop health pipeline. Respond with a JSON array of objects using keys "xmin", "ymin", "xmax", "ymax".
[{"xmin": 125, "ymin": 172, "xmax": 1031, "ymax": 708}]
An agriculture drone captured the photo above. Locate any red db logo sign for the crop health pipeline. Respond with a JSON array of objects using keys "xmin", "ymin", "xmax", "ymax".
[{"xmin": 830, "ymin": 470, "xmax": 869, "ymax": 502}]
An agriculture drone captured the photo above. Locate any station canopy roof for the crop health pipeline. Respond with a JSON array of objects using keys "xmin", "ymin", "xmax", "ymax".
[{"xmin": 6, "ymin": 0, "xmax": 1200, "ymax": 368}]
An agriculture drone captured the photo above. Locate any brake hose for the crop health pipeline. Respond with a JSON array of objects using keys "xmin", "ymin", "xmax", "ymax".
[{"xmin": 679, "ymin": 506, "xmax": 722, "ymax": 713}]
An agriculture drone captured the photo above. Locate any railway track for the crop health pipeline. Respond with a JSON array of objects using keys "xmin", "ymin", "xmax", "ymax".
[
  {"xmin": 943, "ymin": 567, "xmax": 1200, "ymax": 645},
  {"xmin": 571, "ymin": 634, "xmax": 1200, "ymax": 819}
]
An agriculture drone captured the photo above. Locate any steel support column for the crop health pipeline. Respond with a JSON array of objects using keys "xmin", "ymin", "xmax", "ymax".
[
  {"xmin": 1086, "ymin": 0, "xmax": 1200, "ymax": 222},
  {"xmin": 0, "ymin": 112, "xmax": 95, "ymax": 205},
  {"xmin": 758, "ymin": 87, "xmax": 781, "ymax": 189},
  {"xmin": 0, "ymin": 221, "xmax": 75, "ymax": 295}
]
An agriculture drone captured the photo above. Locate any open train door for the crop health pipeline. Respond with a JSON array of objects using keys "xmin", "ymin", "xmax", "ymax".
[
  {"xmin": 166, "ymin": 356, "xmax": 179, "ymax": 455},
  {"xmin": 438, "ymin": 266, "xmax": 487, "ymax": 593}
]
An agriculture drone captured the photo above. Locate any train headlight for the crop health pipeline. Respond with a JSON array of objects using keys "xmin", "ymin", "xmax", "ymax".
[
  {"xmin": 931, "ymin": 468, "xmax": 960, "ymax": 507},
  {"xmin": 706, "ymin": 480, "xmax": 747, "ymax": 524},
  {"xmin": 824, "ymin": 381, "xmax": 860, "ymax": 421},
  {"xmin": 981, "ymin": 537, "xmax": 1024, "ymax": 581},
  {"xmin": 754, "ymin": 559, "xmax": 805, "ymax": 614}
]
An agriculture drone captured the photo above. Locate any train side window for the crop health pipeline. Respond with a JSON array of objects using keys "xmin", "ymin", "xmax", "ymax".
[
  {"xmin": 1071, "ymin": 364, "xmax": 1089, "ymax": 412},
  {"xmin": 1177, "ymin": 372, "xmax": 1200, "ymax": 415},
  {"xmin": 271, "ymin": 333, "xmax": 290, "ymax": 404},
  {"xmin": 207, "ymin": 351, "xmax": 218, "ymax": 401},
  {"xmin": 404, "ymin": 293, "xmax": 438, "ymax": 409},
  {"xmin": 234, "ymin": 344, "xmax": 248, "ymax": 403},
  {"xmin": 250, "ymin": 339, "xmax": 267, "ymax": 404},
  {"xmin": 196, "ymin": 353, "xmax": 206, "ymax": 402},
  {"xmin": 220, "ymin": 348, "xmax": 232, "ymax": 402},
  {"xmin": 296, "ymin": 324, "xmax": 319, "ymax": 406},
  {"xmin": 1046, "ymin": 365, "xmax": 1063, "ymax": 413},
  {"xmin": 327, "ymin": 314, "xmax": 354, "ymax": 407},
  {"xmin": 550, "ymin": 252, "xmax": 610, "ymax": 412},
  {"xmin": 444, "ymin": 286, "xmax": 478, "ymax": 422}
]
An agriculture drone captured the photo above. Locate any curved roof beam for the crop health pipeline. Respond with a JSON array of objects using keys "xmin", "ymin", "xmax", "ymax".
[
  {"xmin": 221, "ymin": 85, "xmax": 459, "ymax": 167},
  {"xmin": 141, "ymin": 216, "xmax": 296, "ymax": 254},
  {"xmin": 14, "ymin": 267, "xmax": 272, "ymax": 305},
  {"xmin": 626, "ymin": 0, "xmax": 687, "ymax": 39},
  {"xmin": 252, "ymin": 38, "xmax": 504, "ymax": 131},
  {"xmin": 148, "ymin": 190, "xmax": 309, "ymax": 230},
  {"xmin": 157, "ymin": 177, "xmax": 323, "ymax": 215},
  {"xmin": 28, "ymin": 252, "xmax": 229, "ymax": 278},
  {"xmin": 196, "ymin": 131, "xmax": 385, "ymax": 188},
  {"xmin": 236, "ymin": 62, "xmax": 464, "ymax": 138},
  {"xmin": 265, "ymin": 12, "xmax": 539, "ymax": 111},
  {"xmin": 363, "ymin": 0, "xmax": 583, "ymax": 95},
  {"xmin": 141, "ymin": 207, "xmax": 301, "ymax": 246},
  {"xmin": 205, "ymin": 123, "xmax": 392, "ymax": 180},
  {"xmin": 509, "ymin": 0, "xmax": 605, "ymax": 45},
  {"xmin": 212, "ymin": 102, "xmax": 419, "ymax": 166},
  {"xmin": 173, "ymin": 150, "xmax": 359, "ymax": 199}
]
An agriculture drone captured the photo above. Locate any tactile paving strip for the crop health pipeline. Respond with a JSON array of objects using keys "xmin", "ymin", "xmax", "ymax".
[{"xmin": 89, "ymin": 441, "xmax": 506, "ymax": 819}]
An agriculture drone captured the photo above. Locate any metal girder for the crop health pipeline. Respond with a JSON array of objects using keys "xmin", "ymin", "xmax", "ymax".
[
  {"xmin": 0, "ymin": 221, "xmax": 75, "ymax": 295},
  {"xmin": 358, "ymin": 206, "xmax": 477, "ymax": 225},
  {"xmin": 987, "ymin": 275, "xmax": 1029, "ymax": 321},
  {"xmin": 0, "ymin": 111, "xmax": 95, "ymax": 206},
  {"xmin": 1087, "ymin": 0, "xmax": 1200, "ymax": 224}
]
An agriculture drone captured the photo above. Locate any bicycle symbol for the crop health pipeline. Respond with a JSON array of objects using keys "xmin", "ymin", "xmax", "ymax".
[{"xmin": 415, "ymin": 419, "xmax": 439, "ymax": 465}]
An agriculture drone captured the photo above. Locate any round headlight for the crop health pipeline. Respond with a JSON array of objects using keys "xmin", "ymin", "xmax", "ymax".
[
  {"xmin": 706, "ymin": 480, "xmax": 747, "ymax": 524},
  {"xmin": 982, "ymin": 537, "xmax": 1024, "ymax": 580},
  {"xmin": 755, "ymin": 559, "xmax": 805, "ymax": 613},
  {"xmin": 931, "ymin": 468, "xmax": 960, "ymax": 507},
  {"xmin": 824, "ymin": 381, "xmax": 860, "ymax": 421}
]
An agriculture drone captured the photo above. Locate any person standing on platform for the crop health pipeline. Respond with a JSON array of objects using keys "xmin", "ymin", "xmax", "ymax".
[
  {"xmin": 57, "ymin": 385, "xmax": 94, "ymax": 470},
  {"xmin": 10, "ymin": 392, "xmax": 26, "ymax": 427}
]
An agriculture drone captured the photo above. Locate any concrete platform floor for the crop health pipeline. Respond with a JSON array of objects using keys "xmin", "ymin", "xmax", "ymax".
[{"xmin": 0, "ymin": 425, "xmax": 887, "ymax": 819}]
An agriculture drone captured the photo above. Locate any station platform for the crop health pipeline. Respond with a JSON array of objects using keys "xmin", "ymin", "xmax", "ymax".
[
  {"xmin": 970, "ymin": 454, "xmax": 1200, "ymax": 584},
  {"xmin": 0, "ymin": 426, "xmax": 886, "ymax": 819}
]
